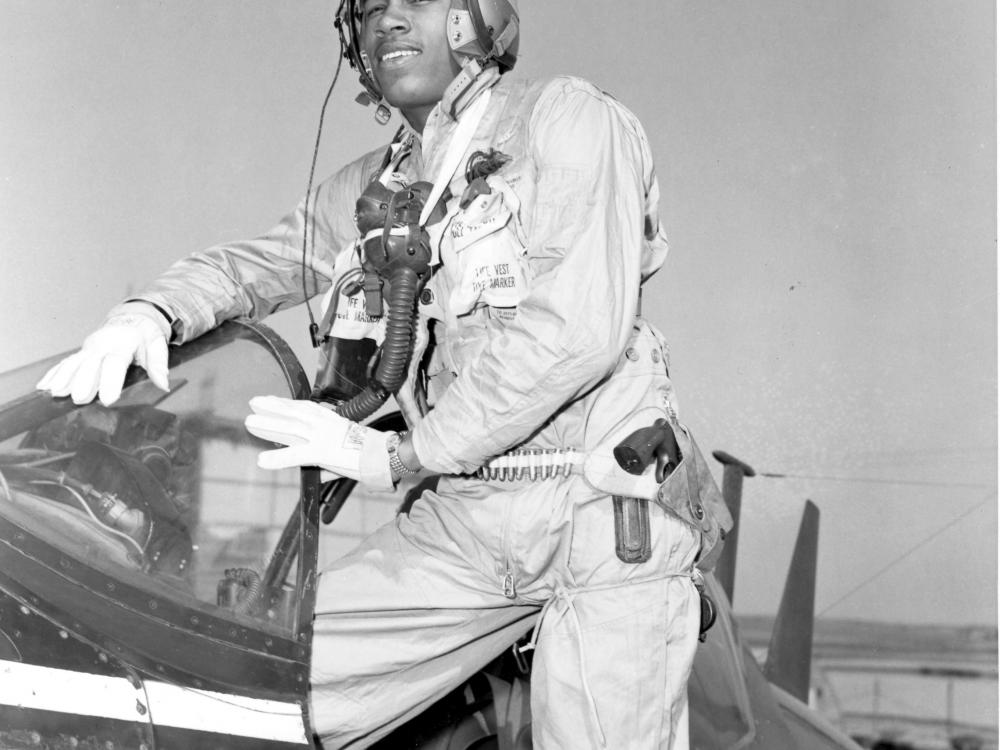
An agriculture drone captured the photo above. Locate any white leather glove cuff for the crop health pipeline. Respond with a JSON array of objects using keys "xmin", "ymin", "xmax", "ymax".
[
  {"xmin": 109, "ymin": 301, "xmax": 173, "ymax": 339},
  {"xmin": 245, "ymin": 396, "xmax": 395, "ymax": 491},
  {"xmin": 359, "ymin": 428, "xmax": 394, "ymax": 491}
]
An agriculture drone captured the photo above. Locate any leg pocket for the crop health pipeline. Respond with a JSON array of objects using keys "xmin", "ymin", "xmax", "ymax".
[{"xmin": 530, "ymin": 576, "xmax": 699, "ymax": 749}]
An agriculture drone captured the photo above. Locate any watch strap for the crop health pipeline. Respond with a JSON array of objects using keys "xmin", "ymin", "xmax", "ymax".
[{"xmin": 387, "ymin": 431, "xmax": 418, "ymax": 481}]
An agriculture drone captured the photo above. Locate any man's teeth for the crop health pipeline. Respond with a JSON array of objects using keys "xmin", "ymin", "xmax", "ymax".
[{"xmin": 382, "ymin": 50, "xmax": 419, "ymax": 62}]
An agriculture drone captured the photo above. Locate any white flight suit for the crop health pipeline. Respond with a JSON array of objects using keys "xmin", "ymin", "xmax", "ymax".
[{"xmin": 135, "ymin": 73, "xmax": 728, "ymax": 749}]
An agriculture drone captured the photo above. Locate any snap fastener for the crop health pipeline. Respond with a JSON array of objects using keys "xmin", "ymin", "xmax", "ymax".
[
  {"xmin": 420, "ymin": 289, "xmax": 435, "ymax": 305},
  {"xmin": 651, "ymin": 349, "xmax": 661, "ymax": 363},
  {"xmin": 625, "ymin": 348, "xmax": 639, "ymax": 362}
]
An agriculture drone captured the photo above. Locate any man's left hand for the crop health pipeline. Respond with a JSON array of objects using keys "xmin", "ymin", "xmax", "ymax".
[{"xmin": 244, "ymin": 396, "xmax": 394, "ymax": 490}]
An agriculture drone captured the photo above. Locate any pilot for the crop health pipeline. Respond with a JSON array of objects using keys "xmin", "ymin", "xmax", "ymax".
[{"xmin": 37, "ymin": 1, "xmax": 729, "ymax": 747}]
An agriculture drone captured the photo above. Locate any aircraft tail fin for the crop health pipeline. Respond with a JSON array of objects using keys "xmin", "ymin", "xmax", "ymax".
[
  {"xmin": 712, "ymin": 451, "xmax": 756, "ymax": 602},
  {"xmin": 763, "ymin": 500, "xmax": 820, "ymax": 702}
]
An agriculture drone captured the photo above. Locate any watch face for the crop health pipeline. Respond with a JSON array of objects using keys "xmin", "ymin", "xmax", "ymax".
[{"xmin": 387, "ymin": 431, "xmax": 402, "ymax": 452}]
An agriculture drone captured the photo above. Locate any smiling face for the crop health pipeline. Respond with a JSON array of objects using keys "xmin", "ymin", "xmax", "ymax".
[{"xmin": 360, "ymin": 0, "xmax": 462, "ymax": 131}]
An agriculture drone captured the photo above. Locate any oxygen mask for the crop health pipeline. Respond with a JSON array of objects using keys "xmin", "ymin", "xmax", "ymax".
[
  {"xmin": 312, "ymin": 179, "xmax": 447, "ymax": 422},
  {"xmin": 356, "ymin": 180, "xmax": 441, "ymax": 291}
]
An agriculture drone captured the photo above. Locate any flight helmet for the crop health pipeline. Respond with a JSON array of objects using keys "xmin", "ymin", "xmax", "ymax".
[{"xmin": 335, "ymin": 0, "xmax": 519, "ymax": 107}]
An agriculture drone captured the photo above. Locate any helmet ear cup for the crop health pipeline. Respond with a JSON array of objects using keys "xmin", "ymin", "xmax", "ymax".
[{"xmin": 451, "ymin": 0, "xmax": 519, "ymax": 72}]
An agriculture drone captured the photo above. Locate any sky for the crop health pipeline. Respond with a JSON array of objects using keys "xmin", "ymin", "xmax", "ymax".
[{"xmin": 0, "ymin": 1, "xmax": 996, "ymax": 627}]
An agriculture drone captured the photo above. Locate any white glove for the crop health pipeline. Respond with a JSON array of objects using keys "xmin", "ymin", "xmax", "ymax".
[
  {"xmin": 36, "ymin": 302, "xmax": 171, "ymax": 406},
  {"xmin": 244, "ymin": 396, "xmax": 394, "ymax": 490}
]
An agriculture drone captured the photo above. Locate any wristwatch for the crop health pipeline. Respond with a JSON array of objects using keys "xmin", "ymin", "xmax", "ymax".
[{"xmin": 387, "ymin": 431, "xmax": 419, "ymax": 482}]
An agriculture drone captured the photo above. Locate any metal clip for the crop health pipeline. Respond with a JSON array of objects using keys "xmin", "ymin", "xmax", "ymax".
[{"xmin": 502, "ymin": 571, "xmax": 516, "ymax": 599}]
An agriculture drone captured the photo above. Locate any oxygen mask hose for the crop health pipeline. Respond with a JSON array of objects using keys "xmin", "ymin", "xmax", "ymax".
[{"xmin": 334, "ymin": 182, "xmax": 437, "ymax": 422}]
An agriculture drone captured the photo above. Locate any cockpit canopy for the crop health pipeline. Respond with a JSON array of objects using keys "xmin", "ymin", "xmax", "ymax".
[{"xmin": 0, "ymin": 322, "xmax": 310, "ymax": 634}]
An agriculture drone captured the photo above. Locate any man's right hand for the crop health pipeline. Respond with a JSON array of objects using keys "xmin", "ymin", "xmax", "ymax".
[{"xmin": 36, "ymin": 301, "xmax": 171, "ymax": 406}]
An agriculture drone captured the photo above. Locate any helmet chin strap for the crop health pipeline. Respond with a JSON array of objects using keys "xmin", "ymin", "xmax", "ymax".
[
  {"xmin": 342, "ymin": 1, "xmax": 511, "ymax": 124},
  {"xmin": 355, "ymin": 47, "xmax": 497, "ymax": 126},
  {"xmin": 441, "ymin": 57, "xmax": 501, "ymax": 120},
  {"xmin": 443, "ymin": 4, "xmax": 509, "ymax": 119},
  {"xmin": 356, "ymin": 56, "xmax": 496, "ymax": 127}
]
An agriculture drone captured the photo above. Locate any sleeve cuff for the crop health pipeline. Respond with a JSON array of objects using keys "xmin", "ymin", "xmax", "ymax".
[{"xmin": 410, "ymin": 422, "xmax": 466, "ymax": 476}]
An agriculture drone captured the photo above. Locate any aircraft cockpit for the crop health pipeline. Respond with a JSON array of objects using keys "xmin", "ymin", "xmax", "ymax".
[
  {"xmin": 0, "ymin": 319, "xmax": 313, "ymax": 627},
  {"xmin": 0, "ymin": 329, "xmax": 312, "ymax": 633},
  {"xmin": 0, "ymin": 320, "xmax": 327, "ymax": 747}
]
